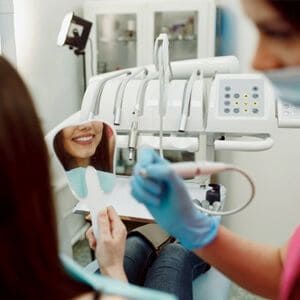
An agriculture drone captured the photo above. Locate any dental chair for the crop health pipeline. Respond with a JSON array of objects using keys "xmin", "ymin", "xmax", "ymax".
[
  {"xmin": 193, "ymin": 268, "xmax": 230, "ymax": 299},
  {"xmin": 48, "ymin": 35, "xmax": 267, "ymax": 298}
]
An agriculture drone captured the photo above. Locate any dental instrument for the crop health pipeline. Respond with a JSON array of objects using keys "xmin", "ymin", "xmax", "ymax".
[
  {"xmin": 139, "ymin": 160, "xmax": 255, "ymax": 216},
  {"xmin": 128, "ymin": 73, "xmax": 158, "ymax": 160},
  {"xmin": 80, "ymin": 69, "xmax": 131, "ymax": 121},
  {"xmin": 154, "ymin": 34, "xmax": 172, "ymax": 157},
  {"xmin": 128, "ymin": 122, "xmax": 138, "ymax": 161},
  {"xmin": 179, "ymin": 69, "xmax": 203, "ymax": 132},
  {"xmin": 114, "ymin": 67, "xmax": 148, "ymax": 125}
]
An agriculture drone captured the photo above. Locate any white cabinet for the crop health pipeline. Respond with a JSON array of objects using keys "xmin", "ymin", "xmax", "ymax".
[{"xmin": 84, "ymin": 0, "xmax": 216, "ymax": 79}]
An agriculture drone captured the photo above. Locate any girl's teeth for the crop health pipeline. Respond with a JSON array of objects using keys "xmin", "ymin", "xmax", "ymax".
[{"xmin": 75, "ymin": 136, "xmax": 93, "ymax": 142}]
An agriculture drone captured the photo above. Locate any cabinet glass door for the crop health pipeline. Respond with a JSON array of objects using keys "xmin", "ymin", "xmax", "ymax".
[
  {"xmin": 96, "ymin": 14, "xmax": 137, "ymax": 73},
  {"xmin": 154, "ymin": 11, "xmax": 198, "ymax": 61}
]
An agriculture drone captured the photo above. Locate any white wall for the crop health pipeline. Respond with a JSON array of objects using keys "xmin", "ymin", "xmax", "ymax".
[
  {"xmin": 0, "ymin": 0, "xmax": 17, "ymax": 65},
  {"xmin": 13, "ymin": 0, "xmax": 85, "ymax": 132},
  {"xmin": 13, "ymin": 0, "xmax": 88, "ymax": 254},
  {"xmin": 217, "ymin": 0, "xmax": 300, "ymax": 245}
]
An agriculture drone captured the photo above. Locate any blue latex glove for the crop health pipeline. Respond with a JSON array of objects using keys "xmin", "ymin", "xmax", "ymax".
[{"xmin": 131, "ymin": 148, "xmax": 220, "ymax": 250}]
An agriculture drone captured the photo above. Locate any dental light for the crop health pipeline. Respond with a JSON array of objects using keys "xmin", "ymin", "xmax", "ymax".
[
  {"xmin": 57, "ymin": 12, "xmax": 92, "ymax": 54},
  {"xmin": 57, "ymin": 12, "xmax": 92, "ymax": 90}
]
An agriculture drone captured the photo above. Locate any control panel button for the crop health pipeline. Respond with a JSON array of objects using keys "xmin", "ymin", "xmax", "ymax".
[{"xmin": 220, "ymin": 79, "xmax": 264, "ymax": 117}]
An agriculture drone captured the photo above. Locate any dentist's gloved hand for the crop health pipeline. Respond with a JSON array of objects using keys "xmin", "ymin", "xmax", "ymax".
[{"xmin": 131, "ymin": 148, "xmax": 220, "ymax": 250}]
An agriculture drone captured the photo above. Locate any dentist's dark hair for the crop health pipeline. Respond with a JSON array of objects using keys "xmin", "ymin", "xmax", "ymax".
[
  {"xmin": 0, "ymin": 56, "xmax": 92, "ymax": 299},
  {"xmin": 268, "ymin": 0, "xmax": 300, "ymax": 29}
]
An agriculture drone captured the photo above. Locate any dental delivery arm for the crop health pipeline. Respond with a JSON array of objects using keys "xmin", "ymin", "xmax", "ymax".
[{"xmin": 195, "ymin": 226, "xmax": 287, "ymax": 299}]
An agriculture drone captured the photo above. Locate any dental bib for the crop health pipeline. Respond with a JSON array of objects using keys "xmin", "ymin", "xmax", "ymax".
[
  {"xmin": 66, "ymin": 167, "xmax": 116, "ymax": 197},
  {"xmin": 66, "ymin": 167, "xmax": 88, "ymax": 198}
]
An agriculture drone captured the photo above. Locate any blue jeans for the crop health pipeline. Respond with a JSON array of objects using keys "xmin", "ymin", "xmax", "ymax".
[{"xmin": 124, "ymin": 233, "xmax": 210, "ymax": 300}]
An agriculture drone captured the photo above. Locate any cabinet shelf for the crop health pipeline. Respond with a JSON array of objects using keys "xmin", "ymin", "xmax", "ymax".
[{"xmin": 84, "ymin": 0, "xmax": 216, "ymax": 79}]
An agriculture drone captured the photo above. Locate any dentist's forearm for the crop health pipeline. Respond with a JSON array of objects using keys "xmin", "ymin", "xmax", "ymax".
[{"xmin": 194, "ymin": 225, "xmax": 283, "ymax": 299}]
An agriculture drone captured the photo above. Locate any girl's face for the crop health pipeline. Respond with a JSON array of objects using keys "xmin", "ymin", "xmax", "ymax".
[
  {"xmin": 62, "ymin": 121, "xmax": 103, "ymax": 162},
  {"xmin": 242, "ymin": 0, "xmax": 300, "ymax": 70}
]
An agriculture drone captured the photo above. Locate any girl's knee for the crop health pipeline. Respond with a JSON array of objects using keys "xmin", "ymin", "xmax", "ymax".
[{"xmin": 159, "ymin": 243, "xmax": 189, "ymax": 258}]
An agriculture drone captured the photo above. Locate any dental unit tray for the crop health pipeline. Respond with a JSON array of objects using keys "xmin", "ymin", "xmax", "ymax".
[
  {"xmin": 80, "ymin": 56, "xmax": 240, "ymax": 152},
  {"xmin": 73, "ymin": 176, "xmax": 226, "ymax": 222},
  {"xmin": 80, "ymin": 54, "xmax": 279, "ymax": 153}
]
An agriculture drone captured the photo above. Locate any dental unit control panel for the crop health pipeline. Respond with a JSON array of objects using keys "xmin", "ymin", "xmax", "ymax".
[
  {"xmin": 215, "ymin": 77, "xmax": 265, "ymax": 119},
  {"xmin": 206, "ymin": 74, "xmax": 276, "ymax": 151},
  {"xmin": 207, "ymin": 74, "xmax": 275, "ymax": 132}
]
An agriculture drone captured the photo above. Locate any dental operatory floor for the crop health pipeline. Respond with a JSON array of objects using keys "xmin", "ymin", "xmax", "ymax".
[{"xmin": 73, "ymin": 238, "xmax": 265, "ymax": 300}]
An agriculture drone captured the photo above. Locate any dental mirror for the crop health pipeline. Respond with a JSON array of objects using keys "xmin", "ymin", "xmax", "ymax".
[{"xmin": 53, "ymin": 120, "xmax": 116, "ymax": 200}]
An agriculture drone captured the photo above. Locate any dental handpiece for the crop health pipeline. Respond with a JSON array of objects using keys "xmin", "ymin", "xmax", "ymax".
[
  {"xmin": 128, "ymin": 121, "xmax": 138, "ymax": 161},
  {"xmin": 139, "ymin": 161, "xmax": 230, "ymax": 179},
  {"xmin": 138, "ymin": 161, "xmax": 256, "ymax": 216},
  {"xmin": 169, "ymin": 161, "xmax": 230, "ymax": 178}
]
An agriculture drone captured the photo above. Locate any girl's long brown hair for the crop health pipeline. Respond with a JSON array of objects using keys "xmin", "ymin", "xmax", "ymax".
[
  {"xmin": 54, "ymin": 123, "xmax": 112, "ymax": 172},
  {"xmin": 0, "ymin": 57, "xmax": 92, "ymax": 299}
]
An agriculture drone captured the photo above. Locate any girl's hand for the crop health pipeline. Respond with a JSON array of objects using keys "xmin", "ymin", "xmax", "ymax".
[{"xmin": 86, "ymin": 206, "xmax": 128, "ymax": 282}]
